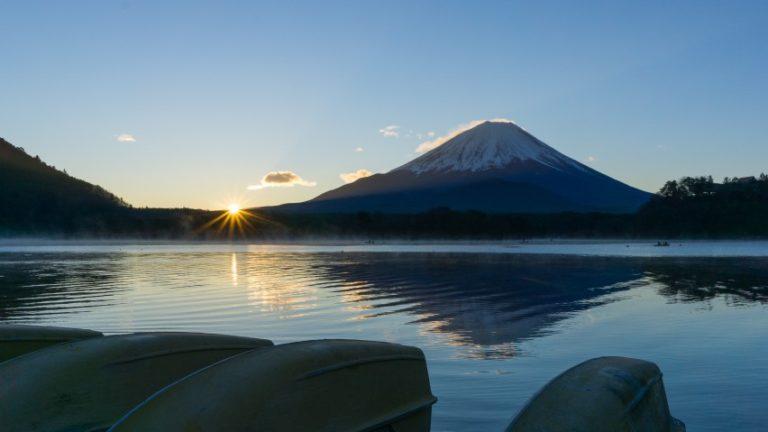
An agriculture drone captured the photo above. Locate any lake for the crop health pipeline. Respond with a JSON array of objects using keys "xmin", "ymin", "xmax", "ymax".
[{"xmin": 1, "ymin": 242, "xmax": 767, "ymax": 431}]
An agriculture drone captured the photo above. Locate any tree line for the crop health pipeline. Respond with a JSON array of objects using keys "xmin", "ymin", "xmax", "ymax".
[
  {"xmin": 2, "ymin": 137, "xmax": 766, "ymax": 239},
  {"xmin": 635, "ymin": 174, "xmax": 768, "ymax": 237}
]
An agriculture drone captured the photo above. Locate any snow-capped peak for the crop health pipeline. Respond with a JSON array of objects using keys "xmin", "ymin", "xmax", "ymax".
[{"xmin": 394, "ymin": 121, "xmax": 584, "ymax": 174}]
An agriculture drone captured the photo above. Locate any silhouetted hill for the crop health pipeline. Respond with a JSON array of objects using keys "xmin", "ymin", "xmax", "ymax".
[
  {"xmin": 637, "ymin": 175, "xmax": 768, "ymax": 237},
  {"xmin": 0, "ymin": 138, "xmax": 131, "ymax": 234},
  {"xmin": 2, "ymin": 136, "xmax": 766, "ymax": 239}
]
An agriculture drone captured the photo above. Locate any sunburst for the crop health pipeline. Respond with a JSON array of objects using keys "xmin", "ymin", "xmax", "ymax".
[{"xmin": 196, "ymin": 201, "xmax": 279, "ymax": 239}]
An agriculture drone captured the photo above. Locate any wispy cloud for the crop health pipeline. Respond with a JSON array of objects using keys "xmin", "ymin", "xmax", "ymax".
[
  {"xmin": 247, "ymin": 171, "xmax": 317, "ymax": 190},
  {"xmin": 379, "ymin": 125, "xmax": 400, "ymax": 138},
  {"xmin": 586, "ymin": 155, "xmax": 597, "ymax": 162},
  {"xmin": 339, "ymin": 169, "xmax": 373, "ymax": 184},
  {"xmin": 415, "ymin": 118, "xmax": 515, "ymax": 153},
  {"xmin": 354, "ymin": 147, "xmax": 364, "ymax": 152},
  {"xmin": 116, "ymin": 133, "xmax": 136, "ymax": 143}
]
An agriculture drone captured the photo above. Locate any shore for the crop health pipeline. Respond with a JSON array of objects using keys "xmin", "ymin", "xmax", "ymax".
[{"xmin": 1, "ymin": 238, "xmax": 768, "ymax": 257}]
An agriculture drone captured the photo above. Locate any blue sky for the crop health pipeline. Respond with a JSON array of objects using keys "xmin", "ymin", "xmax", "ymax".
[{"xmin": 2, "ymin": 1, "xmax": 767, "ymax": 209}]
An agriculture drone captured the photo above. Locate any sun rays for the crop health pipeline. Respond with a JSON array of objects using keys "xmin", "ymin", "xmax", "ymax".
[{"xmin": 196, "ymin": 203, "xmax": 278, "ymax": 239}]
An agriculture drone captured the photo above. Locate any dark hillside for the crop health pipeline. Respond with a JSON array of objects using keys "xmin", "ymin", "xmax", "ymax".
[
  {"xmin": 0, "ymin": 138, "xmax": 127, "ymax": 234},
  {"xmin": 1, "ymin": 136, "xmax": 766, "ymax": 239}
]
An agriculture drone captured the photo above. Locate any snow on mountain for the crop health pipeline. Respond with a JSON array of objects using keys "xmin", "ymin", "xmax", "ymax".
[
  {"xmin": 395, "ymin": 121, "xmax": 586, "ymax": 174},
  {"xmin": 268, "ymin": 120, "xmax": 651, "ymax": 214}
]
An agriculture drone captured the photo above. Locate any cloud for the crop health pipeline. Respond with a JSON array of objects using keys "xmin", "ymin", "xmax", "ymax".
[
  {"xmin": 415, "ymin": 118, "xmax": 515, "ymax": 153},
  {"xmin": 379, "ymin": 125, "xmax": 400, "ymax": 138},
  {"xmin": 354, "ymin": 147, "xmax": 364, "ymax": 152},
  {"xmin": 247, "ymin": 171, "xmax": 317, "ymax": 190},
  {"xmin": 117, "ymin": 134, "xmax": 136, "ymax": 142},
  {"xmin": 339, "ymin": 169, "xmax": 373, "ymax": 184},
  {"xmin": 586, "ymin": 156, "xmax": 597, "ymax": 162}
]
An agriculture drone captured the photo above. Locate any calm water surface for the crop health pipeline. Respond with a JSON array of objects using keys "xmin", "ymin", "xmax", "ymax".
[{"xmin": 1, "ymin": 244, "xmax": 767, "ymax": 431}]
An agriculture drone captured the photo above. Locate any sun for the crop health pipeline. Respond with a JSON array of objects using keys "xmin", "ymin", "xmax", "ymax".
[{"xmin": 195, "ymin": 198, "xmax": 278, "ymax": 239}]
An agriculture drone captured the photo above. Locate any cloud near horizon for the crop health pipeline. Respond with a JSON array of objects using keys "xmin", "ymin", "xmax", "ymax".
[
  {"xmin": 379, "ymin": 125, "xmax": 400, "ymax": 138},
  {"xmin": 415, "ymin": 118, "xmax": 516, "ymax": 153},
  {"xmin": 116, "ymin": 134, "xmax": 136, "ymax": 142},
  {"xmin": 339, "ymin": 169, "xmax": 373, "ymax": 183},
  {"xmin": 247, "ymin": 171, "xmax": 317, "ymax": 190}
]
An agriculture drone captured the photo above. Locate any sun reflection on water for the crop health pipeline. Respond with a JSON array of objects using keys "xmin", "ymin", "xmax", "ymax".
[
  {"xmin": 240, "ymin": 255, "xmax": 320, "ymax": 317},
  {"xmin": 230, "ymin": 253, "xmax": 238, "ymax": 286}
]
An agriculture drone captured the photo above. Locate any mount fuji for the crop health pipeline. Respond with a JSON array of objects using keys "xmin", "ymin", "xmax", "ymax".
[{"xmin": 270, "ymin": 121, "xmax": 651, "ymax": 214}]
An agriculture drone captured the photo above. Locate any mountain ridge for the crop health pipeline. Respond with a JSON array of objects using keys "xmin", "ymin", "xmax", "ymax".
[
  {"xmin": 274, "ymin": 121, "xmax": 651, "ymax": 214},
  {"xmin": 0, "ymin": 137, "xmax": 128, "ymax": 233},
  {"xmin": 394, "ymin": 121, "xmax": 585, "ymax": 174}
]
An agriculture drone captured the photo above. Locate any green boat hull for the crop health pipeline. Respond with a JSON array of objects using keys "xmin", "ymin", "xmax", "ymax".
[
  {"xmin": 0, "ymin": 324, "xmax": 102, "ymax": 363},
  {"xmin": 506, "ymin": 356, "xmax": 686, "ymax": 432},
  {"xmin": 109, "ymin": 339, "xmax": 437, "ymax": 432},
  {"xmin": 0, "ymin": 332, "xmax": 272, "ymax": 432}
]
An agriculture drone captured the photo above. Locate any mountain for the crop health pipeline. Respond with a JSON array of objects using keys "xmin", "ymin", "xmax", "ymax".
[
  {"xmin": 0, "ymin": 137, "xmax": 127, "ymax": 233},
  {"xmin": 270, "ymin": 121, "xmax": 651, "ymax": 214}
]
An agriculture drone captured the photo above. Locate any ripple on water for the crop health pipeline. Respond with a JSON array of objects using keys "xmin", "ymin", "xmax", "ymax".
[{"xmin": 1, "ymin": 251, "xmax": 767, "ymax": 431}]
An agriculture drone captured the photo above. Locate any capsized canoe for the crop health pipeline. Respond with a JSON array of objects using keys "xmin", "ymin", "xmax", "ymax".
[
  {"xmin": 0, "ymin": 324, "xmax": 102, "ymax": 363},
  {"xmin": 109, "ymin": 339, "xmax": 436, "ymax": 432},
  {"xmin": 0, "ymin": 332, "xmax": 272, "ymax": 432},
  {"xmin": 506, "ymin": 356, "xmax": 686, "ymax": 432}
]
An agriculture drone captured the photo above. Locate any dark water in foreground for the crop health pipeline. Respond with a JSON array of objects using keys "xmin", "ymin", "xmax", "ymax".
[{"xmin": 1, "ymin": 246, "xmax": 767, "ymax": 431}]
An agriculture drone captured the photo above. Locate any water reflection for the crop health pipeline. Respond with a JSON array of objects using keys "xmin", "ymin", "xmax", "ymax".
[
  {"xmin": 644, "ymin": 258, "xmax": 768, "ymax": 305},
  {"xmin": 230, "ymin": 253, "xmax": 238, "ymax": 286},
  {"xmin": 2, "ymin": 250, "xmax": 766, "ymax": 432},
  {"xmin": 239, "ymin": 254, "xmax": 321, "ymax": 316},
  {"xmin": 1, "ymin": 252, "xmax": 767, "ymax": 356},
  {"xmin": 0, "ymin": 254, "xmax": 126, "ymax": 320},
  {"xmin": 313, "ymin": 254, "xmax": 648, "ymax": 358}
]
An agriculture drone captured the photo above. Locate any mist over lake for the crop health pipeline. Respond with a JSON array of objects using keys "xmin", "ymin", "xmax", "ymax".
[{"xmin": 2, "ymin": 243, "xmax": 766, "ymax": 431}]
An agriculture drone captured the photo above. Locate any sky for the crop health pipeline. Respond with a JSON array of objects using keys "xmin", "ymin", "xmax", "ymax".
[{"xmin": 2, "ymin": 1, "xmax": 767, "ymax": 210}]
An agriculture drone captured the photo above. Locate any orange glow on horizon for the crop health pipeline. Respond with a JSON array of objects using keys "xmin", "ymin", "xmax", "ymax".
[{"xmin": 195, "ymin": 202, "xmax": 280, "ymax": 239}]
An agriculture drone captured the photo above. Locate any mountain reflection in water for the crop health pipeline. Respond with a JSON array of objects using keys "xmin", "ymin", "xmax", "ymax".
[
  {"xmin": 1, "ymin": 253, "xmax": 766, "ymax": 358},
  {"xmin": 314, "ymin": 254, "xmax": 644, "ymax": 358},
  {"xmin": 318, "ymin": 255, "xmax": 768, "ymax": 357},
  {"xmin": 2, "ymin": 250, "xmax": 767, "ymax": 431}
]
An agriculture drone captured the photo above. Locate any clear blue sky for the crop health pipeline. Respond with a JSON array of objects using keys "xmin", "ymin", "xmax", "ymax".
[{"xmin": 2, "ymin": 1, "xmax": 767, "ymax": 209}]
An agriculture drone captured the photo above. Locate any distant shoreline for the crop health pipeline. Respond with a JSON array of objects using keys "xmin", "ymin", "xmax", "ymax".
[{"xmin": 2, "ymin": 238, "xmax": 768, "ymax": 258}]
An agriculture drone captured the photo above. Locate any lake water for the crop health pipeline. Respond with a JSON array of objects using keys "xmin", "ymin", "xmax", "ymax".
[{"xmin": 1, "ymin": 242, "xmax": 767, "ymax": 431}]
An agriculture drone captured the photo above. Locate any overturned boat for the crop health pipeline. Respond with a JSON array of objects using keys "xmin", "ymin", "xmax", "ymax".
[
  {"xmin": 0, "ymin": 323, "xmax": 102, "ymax": 362},
  {"xmin": 506, "ymin": 356, "xmax": 686, "ymax": 432},
  {"xmin": 108, "ymin": 339, "xmax": 436, "ymax": 432},
  {"xmin": 0, "ymin": 324, "xmax": 684, "ymax": 431},
  {"xmin": 0, "ymin": 331, "xmax": 272, "ymax": 432}
]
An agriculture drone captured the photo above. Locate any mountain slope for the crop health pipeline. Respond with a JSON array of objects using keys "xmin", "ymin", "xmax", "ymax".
[
  {"xmin": 275, "ymin": 121, "xmax": 651, "ymax": 214},
  {"xmin": 396, "ymin": 120, "xmax": 583, "ymax": 174},
  {"xmin": 276, "ymin": 178, "xmax": 587, "ymax": 214},
  {"xmin": 0, "ymin": 138, "xmax": 127, "ymax": 233}
]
